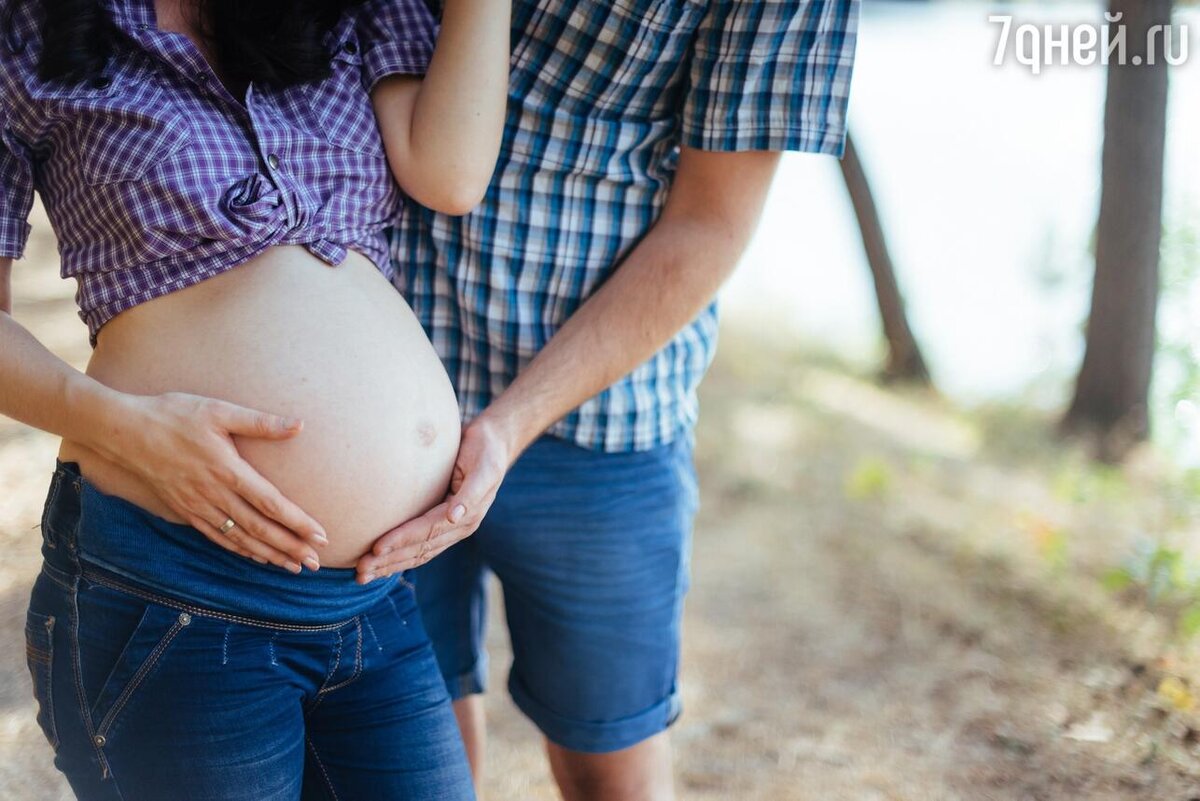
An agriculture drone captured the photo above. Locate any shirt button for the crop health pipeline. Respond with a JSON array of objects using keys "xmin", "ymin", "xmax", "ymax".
[
  {"xmin": 91, "ymin": 75, "xmax": 112, "ymax": 91},
  {"xmin": 267, "ymin": 154, "xmax": 281, "ymax": 170},
  {"xmin": 343, "ymin": 41, "xmax": 359, "ymax": 55}
]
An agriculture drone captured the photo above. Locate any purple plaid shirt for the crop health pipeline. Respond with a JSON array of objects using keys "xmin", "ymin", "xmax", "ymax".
[{"xmin": 0, "ymin": 0, "xmax": 437, "ymax": 342}]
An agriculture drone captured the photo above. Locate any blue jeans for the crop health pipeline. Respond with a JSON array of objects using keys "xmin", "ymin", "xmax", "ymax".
[
  {"xmin": 411, "ymin": 434, "xmax": 698, "ymax": 753},
  {"xmin": 25, "ymin": 463, "xmax": 475, "ymax": 800}
]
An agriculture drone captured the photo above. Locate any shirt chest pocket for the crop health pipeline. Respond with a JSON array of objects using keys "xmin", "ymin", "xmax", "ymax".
[
  {"xmin": 510, "ymin": 0, "xmax": 705, "ymax": 119},
  {"xmin": 27, "ymin": 62, "xmax": 193, "ymax": 186},
  {"xmin": 286, "ymin": 30, "xmax": 386, "ymax": 158}
]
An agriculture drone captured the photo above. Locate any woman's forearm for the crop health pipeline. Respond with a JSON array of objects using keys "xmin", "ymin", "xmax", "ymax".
[
  {"xmin": 373, "ymin": 0, "xmax": 511, "ymax": 213},
  {"xmin": 0, "ymin": 259, "xmax": 11, "ymax": 314},
  {"xmin": 0, "ymin": 308, "xmax": 132, "ymax": 459},
  {"xmin": 1, "ymin": 269, "xmax": 328, "ymax": 564}
]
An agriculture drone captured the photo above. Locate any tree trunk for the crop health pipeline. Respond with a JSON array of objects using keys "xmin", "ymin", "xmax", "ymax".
[
  {"xmin": 1063, "ymin": 0, "xmax": 1172, "ymax": 461},
  {"xmin": 839, "ymin": 133, "xmax": 931, "ymax": 386}
]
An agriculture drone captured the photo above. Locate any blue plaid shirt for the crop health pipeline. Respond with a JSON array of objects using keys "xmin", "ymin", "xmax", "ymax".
[{"xmin": 392, "ymin": 0, "xmax": 860, "ymax": 452}]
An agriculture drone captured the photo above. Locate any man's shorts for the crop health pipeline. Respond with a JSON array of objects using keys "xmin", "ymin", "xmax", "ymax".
[{"xmin": 408, "ymin": 433, "xmax": 698, "ymax": 754}]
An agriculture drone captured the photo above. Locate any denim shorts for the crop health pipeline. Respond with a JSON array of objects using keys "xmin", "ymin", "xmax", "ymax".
[
  {"xmin": 24, "ymin": 462, "xmax": 475, "ymax": 800},
  {"xmin": 410, "ymin": 433, "xmax": 699, "ymax": 753}
]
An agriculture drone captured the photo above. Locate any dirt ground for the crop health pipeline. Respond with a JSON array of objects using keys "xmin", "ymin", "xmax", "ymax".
[{"xmin": 1, "ymin": 226, "xmax": 1199, "ymax": 799}]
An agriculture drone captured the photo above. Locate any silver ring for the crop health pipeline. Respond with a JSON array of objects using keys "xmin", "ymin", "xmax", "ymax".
[{"xmin": 218, "ymin": 518, "xmax": 237, "ymax": 535}]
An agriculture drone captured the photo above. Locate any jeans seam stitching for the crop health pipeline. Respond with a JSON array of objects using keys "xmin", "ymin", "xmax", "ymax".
[
  {"xmin": 314, "ymin": 628, "xmax": 344, "ymax": 696},
  {"xmin": 27, "ymin": 618, "xmax": 59, "ymax": 750},
  {"xmin": 317, "ymin": 618, "xmax": 364, "ymax": 695},
  {"xmin": 42, "ymin": 563, "xmax": 73, "ymax": 592},
  {"xmin": 69, "ymin": 578, "xmax": 112, "ymax": 781},
  {"xmin": 40, "ymin": 470, "xmax": 63, "ymax": 550},
  {"xmin": 81, "ymin": 566, "xmax": 357, "ymax": 632},
  {"xmin": 305, "ymin": 736, "xmax": 341, "ymax": 801},
  {"xmin": 94, "ymin": 618, "xmax": 186, "ymax": 740}
]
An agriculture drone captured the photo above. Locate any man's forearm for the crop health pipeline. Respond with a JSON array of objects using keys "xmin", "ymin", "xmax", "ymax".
[{"xmin": 476, "ymin": 147, "xmax": 781, "ymax": 461}]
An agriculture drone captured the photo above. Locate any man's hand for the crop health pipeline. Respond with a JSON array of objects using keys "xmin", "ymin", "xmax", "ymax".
[
  {"xmin": 356, "ymin": 414, "xmax": 511, "ymax": 583},
  {"xmin": 354, "ymin": 148, "xmax": 781, "ymax": 584}
]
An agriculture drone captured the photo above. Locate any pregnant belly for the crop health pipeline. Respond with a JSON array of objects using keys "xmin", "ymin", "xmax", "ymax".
[{"xmin": 59, "ymin": 247, "xmax": 461, "ymax": 567}]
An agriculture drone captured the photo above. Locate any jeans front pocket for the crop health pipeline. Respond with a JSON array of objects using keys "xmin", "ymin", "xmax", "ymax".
[
  {"xmin": 75, "ymin": 580, "xmax": 193, "ymax": 752},
  {"xmin": 25, "ymin": 611, "xmax": 59, "ymax": 751}
]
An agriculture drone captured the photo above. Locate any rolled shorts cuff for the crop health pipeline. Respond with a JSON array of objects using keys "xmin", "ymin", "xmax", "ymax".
[
  {"xmin": 508, "ymin": 672, "xmax": 683, "ymax": 754},
  {"xmin": 444, "ymin": 653, "xmax": 488, "ymax": 702}
]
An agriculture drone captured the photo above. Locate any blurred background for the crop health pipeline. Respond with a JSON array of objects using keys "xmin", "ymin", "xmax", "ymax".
[{"xmin": 2, "ymin": 0, "xmax": 1199, "ymax": 799}]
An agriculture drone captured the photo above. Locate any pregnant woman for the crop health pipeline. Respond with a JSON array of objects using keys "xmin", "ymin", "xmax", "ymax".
[{"xmin": 0, "ymin": 0, "xmax": 508, "ymax": 797}]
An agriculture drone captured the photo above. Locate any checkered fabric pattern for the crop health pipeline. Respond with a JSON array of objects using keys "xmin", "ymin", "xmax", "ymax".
[
  {"xmin": 0, "ymin": 0, "xmax": 437, "ymax": 342},
  {"xmin": 392, "ymin": 0, "xmax": 860, "ymax": 452}
]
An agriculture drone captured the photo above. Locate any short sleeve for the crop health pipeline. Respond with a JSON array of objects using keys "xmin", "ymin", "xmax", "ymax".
[
  {"xmin": 357, "ymin": 0, "xmax": 440, "ymax": 92},
  {"xmin": 681, "ymin": 0, "xmax": 860, "ymax": 156},
  {"xmin": 0, "ymin": 105, "xmax": 35, "ymax": 260}
]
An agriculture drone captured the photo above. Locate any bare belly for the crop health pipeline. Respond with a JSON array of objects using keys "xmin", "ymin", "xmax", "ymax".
[{"xmin": 58, "ymin": 247, "xmax": 461, "ymax": 567}]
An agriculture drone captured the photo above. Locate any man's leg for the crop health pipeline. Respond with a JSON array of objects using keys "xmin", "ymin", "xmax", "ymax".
[
  {"xmin": 547, "ymin": 733, "xmax": 674, "ymax": 801},
  {"xmin": 479, "ymin": 434, "xmax": 698, "ymax": 801}
]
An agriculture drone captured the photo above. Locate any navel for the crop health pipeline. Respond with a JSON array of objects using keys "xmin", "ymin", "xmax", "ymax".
[{"xmin": 416, "ymin": 421, "xmax": 438, "ymax": 447}]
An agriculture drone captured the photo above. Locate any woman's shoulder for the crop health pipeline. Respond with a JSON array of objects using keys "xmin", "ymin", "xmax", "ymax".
[
  {"xmin": 0, "ymin": 1, "xmax": 45, "ymax": 69},
  {"xmin": 0, "ymin": 2, "xmax": 37, "ymax": 100},
  {"xmin": 1, "ymin": 0, "xmax": 38, "ymax": 41}
]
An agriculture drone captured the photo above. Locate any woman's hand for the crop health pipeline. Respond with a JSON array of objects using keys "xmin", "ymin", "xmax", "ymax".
[
  {"xmin": 0, "ymin": 311, "xmax": 322, "ymax": 571},
  {"xmin": 356, "ymin": 414, "xmax": 511, "ymax": 583},
  {"xmin": 102, "ymin": 392, "xmax": 328, "ymax": 573}
]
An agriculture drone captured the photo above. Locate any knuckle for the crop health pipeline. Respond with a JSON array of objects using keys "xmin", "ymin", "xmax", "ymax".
[
  {"xmin": 228, "ymin": 471, "xmax": 249, "ymax": 494},
  {"xmin": 196, "ymin": 398, "xmax": 221, "ymax": 420},
  {"xmin": 216, "ymin": 466, "xmax": 239, "ymax": 488}
]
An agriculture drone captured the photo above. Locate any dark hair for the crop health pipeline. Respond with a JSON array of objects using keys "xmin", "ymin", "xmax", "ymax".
[{"xmin": 36, "ymin": 0, "xmax": 364, "ymax": 87}]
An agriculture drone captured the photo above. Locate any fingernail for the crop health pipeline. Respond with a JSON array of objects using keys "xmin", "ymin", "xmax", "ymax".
[
  {"xmin": 282, "ymin": 418, "xmax": 302, "ymax": 432},
  {"xmin": 286, "ymin": 561, "xmax": 302, "ymax": 574},
  {"xmin": 304, "ymin": 556, "xmax": 321, "ymax": 572},
  {"xmin": 449, "ymin": 504, "xmax": 466, "ymax": 524},
  {"xmin": 362, "ymin": 572, "xmax": 376, "ymax": 583},
  {"xmin": 312, "ymin": 532, "xmax": 329, "ymax": 546}
]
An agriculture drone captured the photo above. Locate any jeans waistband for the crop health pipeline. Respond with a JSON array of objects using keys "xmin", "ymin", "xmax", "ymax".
[{"xmin": 41, "ymin": 462, "xmax": 398, "ymax": 625}]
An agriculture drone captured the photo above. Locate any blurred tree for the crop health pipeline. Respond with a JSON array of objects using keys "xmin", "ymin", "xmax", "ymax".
[
  {"xmin": 839, "ymin": 133, "xmax": 931, "ymax": 385},
  {"xmin": 1063, "ymin": 0, "xmax": 1172, "ymax": 460}
]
